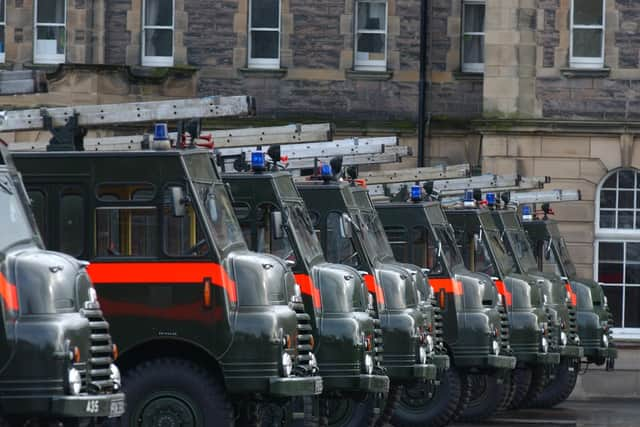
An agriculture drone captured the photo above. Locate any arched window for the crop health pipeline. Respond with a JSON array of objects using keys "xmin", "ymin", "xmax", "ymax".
[{"xmin": 595, "ymin": 168, "xmax": 640, "ymax": 336}]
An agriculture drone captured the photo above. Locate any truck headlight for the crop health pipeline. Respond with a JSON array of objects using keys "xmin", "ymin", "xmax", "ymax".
[
  {"xmin": 282, "ymin": 352, "xmax": 293, "ymax": 377},
  {"xmin": 309, "ymin": 352, "xmax": 318, "ymax": 371},
  {"xmin": 364, "ymin": 354, "xmax": 374, "ymax": 374},
  {"xmin": 602, "ymin": 334, "xmax": 609, "ymax": 348},
  {"xmin": 110, "ymin": 363, "xmax": 121, "ymax": 391},
  {"xmin": 541, "ymin": 336, "xmax": 549, "ymax": 353},
  {"xmin": 492, "ymin": 340, "xmax": 500, "ymax": 356},
  {"xmin": 426, "ymin": 335, "xmax": 435, "ymax": 354},
  {"xmin": 560, "ymin": 331, "xmax": 568, "ymax": 347},
  {"xmin": 88, "ymin": 287, "xmax": 98, "ymax": 303},
  {"xmin": 68, "ymin": 368, "xmax": 82, "ymax": 395},
  {"xmin": 418, "ymin": 346, "xmax": 428, "ymax": 364}
]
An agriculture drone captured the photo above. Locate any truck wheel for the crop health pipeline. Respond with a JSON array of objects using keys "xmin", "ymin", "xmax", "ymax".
[
  {"xmin": 459, "ymin": 372, "xmax": 511, "ymax": 421},
  {"xmin": 322, "ymin": 393, "xmax": 375, "ymax": 427},
  {"xmin": 507, "ymin": 366, "xmax": 533, "ymax": 410},
  {"xmin": 530, "ymin": 357, "xmax": 579, "ymax": 408},
  {"xmin": 390, "ymin": 368, "xmax": 470, "ymax": 427},
  {"xmin": 113, "ymin": 358, "xmax": 233, "ymax": 427}
]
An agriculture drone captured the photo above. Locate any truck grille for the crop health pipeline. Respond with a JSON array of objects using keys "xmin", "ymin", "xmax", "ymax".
[
  {"xmin": 497, "ymin": 303, "xmax": 511, "ymax": 354},
  {"xmin": 567, "ymin": 302, "xmax": 579, "ymax": 342},
  {"xmin": 545, "ymin": 306, "xmax": 557, "ymax": 352},
  {"xmin": 432, "ymin": 301, "xmax": 445, "ymax": 352},
  {"xmin": 367, "ymin": 305, "xmax": 384, "ymax": 368},
  {"xmin": 289, "ymin": 299, "xmax": 314, "ymax": 374},
  {"xmin": 81, "ymin": 306, "xmax": 115, "ymax": 393}
]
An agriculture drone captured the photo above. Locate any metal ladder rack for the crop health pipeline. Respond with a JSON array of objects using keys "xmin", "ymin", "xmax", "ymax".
[{"xmin": 3, "ymin": 96, "xmax": 255, "ymax": 151}]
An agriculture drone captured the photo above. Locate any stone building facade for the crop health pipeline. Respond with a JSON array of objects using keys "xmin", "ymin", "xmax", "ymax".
[{"xmin": 0, "ymin": 0, "xmax": 639, "ymax": 339}]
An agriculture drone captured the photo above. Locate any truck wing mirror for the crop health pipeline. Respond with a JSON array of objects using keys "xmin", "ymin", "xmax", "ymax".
[
  {"xmin": 544, "ymin": 240, "xmax": 552, "ymax": 260},
  {"xmin": 340, "ymin": 213, "xmax": 353, "ymax": 239},
  {"xmin": 207, "ymin": 196, "xmax": 218, "ymax": 223},
  {"xmin": 272, "ymin": 211, "xmax": 284, "ymax": 240},
  {"xmin": 171, "ymin": 186, "xmax": 186, "ymax": 217}
]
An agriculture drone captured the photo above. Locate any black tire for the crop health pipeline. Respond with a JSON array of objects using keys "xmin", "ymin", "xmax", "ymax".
[
  {"xmin": 530, "ymin": 357, "xmax": 579, "ymax": 409},
  {"xmin": 390, "ymin": 368, "xmax": 469, "ymax": 427},
  {"xmin": 497, "ymin": 369, "xmax": 517, "ymax": 411},
  {"xmin": 111, "ymin": 357, "xmax": 234, "ymax": 427},
  {"xmin": 321, "ymin": 394, "xmax": 375, "ymax": 427},
  {"xmin": 459, "ymin": 372, "xmax": 511, "ymax": 421},
  {"xmin": 507, "ymin": 366, "xmax": 533, "ymax": 410}
]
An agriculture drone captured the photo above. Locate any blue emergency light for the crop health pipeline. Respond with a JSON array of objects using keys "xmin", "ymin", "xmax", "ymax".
[
  {"xmin": 463, "ymin": 189, "xmax": 475, "ymax": 207},
  {"xmin": 321, "ymin": 164, "xmax": 332, "ymax": 177},
  {"xmin": 411, "ymin": 185, "xmax": 422, "ymax": 202},
  {"xmin": 154, "ymin": 123, "xmax": 169, "ymax": 141},
  {"xmin": 486, "ymin": 192, "xmax": 496, "ymax": 207},
  {"xmin": 252, "ymin": 151, "xmax": 266, "ymax": 171},
  {"xmin": 522, "ymin": 205, "xmax": 533, "ymax": 221}
]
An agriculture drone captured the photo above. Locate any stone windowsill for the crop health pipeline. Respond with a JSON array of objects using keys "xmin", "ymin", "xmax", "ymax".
[
  {"xmin": 346, "ymin": 69, "xmax": 393, "ymax": 81},
  {"xmin": 560, "ymin": 67, "xmax": 611, "ymax": 78},
  {"xmin": 238, "ymin": 67, "xmax": 288, "ymax": 79},
  {"xmin": 453, "ymin": 71, "xmax": 484, "ymax": 81}
]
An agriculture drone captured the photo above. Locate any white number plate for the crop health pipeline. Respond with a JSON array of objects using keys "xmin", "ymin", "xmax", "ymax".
[
  {"xmin": 109, "ymin": 398, "xmax": 126, "ymax": 417},
  {"xmin": 86, "ymin": 400, "xmax": 100, "ymax": 414}
]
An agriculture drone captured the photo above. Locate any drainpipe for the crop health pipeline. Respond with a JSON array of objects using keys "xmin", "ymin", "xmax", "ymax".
[{"xmin": 417, "ymin": 0, "xmax": 428, "ymax": 167}]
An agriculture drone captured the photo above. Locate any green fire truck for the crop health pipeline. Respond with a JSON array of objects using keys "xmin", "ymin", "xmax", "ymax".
[
  {"xmin": 13, "ymin": 149, "xmax": 322, "ymax": 426},
  {"xmin": 376, "ymin": 194, "xmax": 518, "ymax": 422},
  {"xmin": 222, "ymin": 152, "xmax": 390, "ymax": 426},
  {"xmin": 0, "ymin": 142, "xmax": 124, "ymax": 425}
]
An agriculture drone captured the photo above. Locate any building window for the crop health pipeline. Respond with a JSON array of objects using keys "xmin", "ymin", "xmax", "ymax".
[
  {"xmin": 355, "ymin": 0, "xmax": 387, "ymax": 71},
  {"xmin": 34, "ymin": 0, "xmax": 66, "ymax": 64},
  {"xmin": 570, "ymin": 0, "xmax": 605, "ymax": 69},
  {"xmin": 142, "ymin": 0, "xmax": 174, "ymax": 67},
  {"xmin": 461, "ymin": 0, "xmax": 485, "ymax": 73},
  {"xmin": 248, "ymin": 0, "xmax": 280, "ymax": 69},
  {"xmin": 595, "ymin": 168, "xmax": 640, "ymax": 336}
]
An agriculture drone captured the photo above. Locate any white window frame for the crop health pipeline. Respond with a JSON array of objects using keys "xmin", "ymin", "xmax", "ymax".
[
  {"xmin": 0, "ymin": 0, "xmax": 6, "ymax": 63},
  {"xmin": 570, "ymin": 0, "xmax": 606, "ymax": 69},
  {"xmin": 248, "ymin": 0, "xmax": 281, "ymax": 69},
  {"xmin": 354, "ymin": 0, "xmax": 388, "ymax": 72},
  {"xmin": 142, "ymin": 0, "xmax": 175, "ymax": 67},
  {"xmin": 594, "ymin": 168, "xmax": 640, "ymax": 339},
  {"xmin": 461, "ymin": 0, "xmax": 485, "ymax": 73},
  {"xmin": 33, "ymin": 0, "xmax": 66, "ymax": 64}
]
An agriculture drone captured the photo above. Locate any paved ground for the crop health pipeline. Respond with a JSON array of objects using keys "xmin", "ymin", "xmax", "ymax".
[{"xmin": 453, "ymin": 399, "xmax": 640, "ymax": 427}]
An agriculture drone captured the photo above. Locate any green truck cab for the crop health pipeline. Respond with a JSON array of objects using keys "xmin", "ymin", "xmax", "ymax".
[
  {"xmin": 297, "ymin": 176, "xmax": 461, "ymax": 427},
  {"xmin": 376, "ymin": 197, "xmax": 517, "ymax": 421},
  {"xmin": 13, "ymin": 149, "xmax": 322, "ymax": 426},
  {"xmin": 222, "ymin": 164, "xmax": 390, "ymax": 426},
  {"xmin": 0, "ymin": 143, "xmax": 124, "ymax": 425},
  {"xmin": 522, "ymin": 214, "xmax": 616, "ymax": 368},
  {"xmin": 489, "ymin": 208, "xmax": 585, "ymax": 408},
  {"xmin": 445, "ymin": 203, "xmax": 562, "ymax": 410}
]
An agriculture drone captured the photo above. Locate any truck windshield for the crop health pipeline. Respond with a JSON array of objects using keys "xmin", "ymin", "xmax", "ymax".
[
  {"xmin": 193, "ymin": 182, "xmax": 246, "ymax": 254},
  {"xmin": 285, "ymin": 203, "xmax": 324, "ymax": 267},
  {"xmin": 549, "ymin": 224, "xmax": 577, "ymax": 277},
  {"xmin": 433, "ymin": 225, "xmax": 464, "ymax": 270},
  {"xmin": 506, "ymin": 230, "xmax": 539, "ymax": 272},
  {"xmin": 359, "ymin": 210, "xmax": 395, "ymax": 263},
  {"xmin": 484, "ymin": 229, "xmax": 516, "ymax": 276},
  {"xmin": 0, "ymin": 173, "xmax": 37, "ymax": 253}
]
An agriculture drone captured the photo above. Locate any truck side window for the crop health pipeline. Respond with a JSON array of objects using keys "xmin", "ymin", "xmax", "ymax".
[
  {"xmin": 326, "ymin": 212, "xmax": 359, "ymax": 267},
  {"xmin": 60, "ymin": 190, "xmax": 84, "ymax": 257},
  {"xmin": 385, "ymin": 226, "xmax": 408, "ymax": 262},
  {"xmin": 28, "ymin": 190, "xmax": 47, "ymax": 238},
  {"xmin": 96, "ymin": 207, "xmax": 158, "ymax": 257},
  {"xmin": 97, "ymin": 183, "xmax": 155, "ymax": 201},
  {"xmin": 163, "ymin": 189, "xmax": 207, "ymax": 257},
  {"xmin": 412, "ymin": 226, "xmax": 437, "ymax": 270}
]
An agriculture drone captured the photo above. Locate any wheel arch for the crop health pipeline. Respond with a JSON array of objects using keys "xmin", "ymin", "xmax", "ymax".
[{"xmin": 115, "ymin": 338, "xmax": 224, "ymax": 385}]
